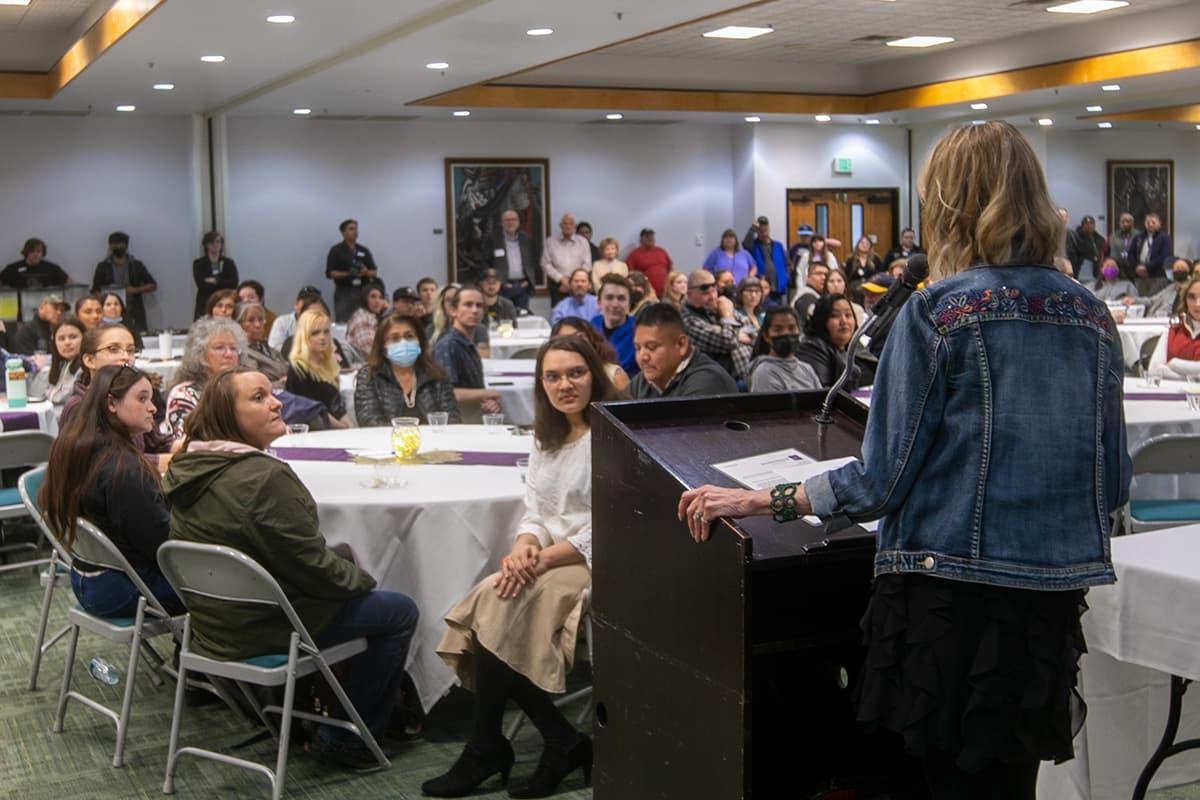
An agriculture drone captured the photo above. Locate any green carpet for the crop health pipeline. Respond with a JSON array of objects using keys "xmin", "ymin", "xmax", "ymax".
[{"xmin": 0, "ymin": 565, "xmax": 593, "ymax": 799}]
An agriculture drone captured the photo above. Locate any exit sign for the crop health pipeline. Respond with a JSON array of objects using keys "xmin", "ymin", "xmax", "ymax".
[{"xmin": 833, "ymin": 157, "xmax": 853, "ymax": 175}]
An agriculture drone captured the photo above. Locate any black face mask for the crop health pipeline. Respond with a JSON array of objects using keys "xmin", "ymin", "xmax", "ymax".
[
  {"xmin": 770, "ymin": 333, "xmax": 801, "ymax": 358},
  {"xmin": 718, "ymin": 286, "xmax": 735, "ymax": 300},
  {"xmin": 630, "ymin": 290, "xmax": 645, "ymax": 306},
  {"xmin": 111, "ymin": 246, "xmax": 128, "ymax": 258},
  {"xmin": 1175, "ymin": 270, "xmax": 1190, "ymax": 283}
]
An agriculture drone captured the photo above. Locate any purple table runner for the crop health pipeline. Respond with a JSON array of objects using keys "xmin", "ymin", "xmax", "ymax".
[
  {"xmin": 272, "ymin": 447, "xmax": 526, "ymax": 466},
  {"xmin": 1124, "ymin": 392, "xmax": 1187, "ymax": 401},
  {"xmin": 0, "ymin": 410, "xmax": 40, "ymax": 432}
]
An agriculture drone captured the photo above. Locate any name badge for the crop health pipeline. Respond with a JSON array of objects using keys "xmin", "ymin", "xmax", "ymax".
[
  {"xmin": 356, "ymin": 251, "xmax": 366, "ymax": 258},
  {"xmin": 352, "ymin": 278, "xmax": 362, "ymax": 287},
  {"xmin": 494, "ymin": 248, "xmax": 505, "ymax": 258}
]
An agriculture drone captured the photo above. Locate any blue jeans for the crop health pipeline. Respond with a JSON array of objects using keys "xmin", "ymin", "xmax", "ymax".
[
  {"xmin": 71, "ymin": 566, "xmax": 184, "ymax": 619},
  {"xmin": 502, "ymin": 281, "xmax": 532, "ymax": 310},
  {"xmin": 313, "ymin": 590, "xmax": 419, "ymax": 742}
]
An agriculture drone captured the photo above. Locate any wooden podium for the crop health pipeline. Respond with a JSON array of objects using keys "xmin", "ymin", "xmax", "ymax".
[{"xmin": 591, "ymin": 390, "xmax": 920, "ymax": 800}]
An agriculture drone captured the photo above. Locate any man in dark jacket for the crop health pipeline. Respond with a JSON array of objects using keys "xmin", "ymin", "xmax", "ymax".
[
  {"xmin": 629, "ymin": 303, "xmax": 738, "ymax": 399},
  {"xmin": 487, "ymin": 209, "xmax": 540, "ymax": 310},
  {"xmin": 1066, "ymin": 215, "xmax": 1106, "ymax": 283},
  {"xmin": 742, "ymin": 216, "xmax": 790, "ymax": 302},
  {"xmin": 0, "ymin": 237, "xmax": 69, "ymax": 289},
  {"xmin": 1130, "ymin": 213, "xmax": 1174, "ymax": 295},
  {"xmin": 8, "ymin": 294, "xmax": 64, "ymax": 354},
  {"xmin": 91, "ymin": 231, "xmax": 157, "ymax": 333},
  {"xmin": 882, "ymin": 228, "xmax": 924, "ymax": 269},
  {"xmin": 1107, "ymin": 212, "xmax": 1139, "ymax": 279}
]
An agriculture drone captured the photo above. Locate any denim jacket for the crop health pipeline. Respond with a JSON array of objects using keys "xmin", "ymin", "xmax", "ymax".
[{"xmin": 805, "ymin": 264, "xmax": 1131, "ymax": 591}]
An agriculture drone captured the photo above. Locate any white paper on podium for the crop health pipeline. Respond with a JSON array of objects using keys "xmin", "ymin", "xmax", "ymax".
[{"xmin": 710, "ymin": 448, "xmax": 879, "ymax": 531}]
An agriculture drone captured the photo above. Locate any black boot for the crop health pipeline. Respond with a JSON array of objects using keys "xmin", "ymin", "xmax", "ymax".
[
  {"xmin": 422, "ymin": 739, "xmax": 515, "ymax": 797},
  {"xmin": 507, "ymin": 737, "xmax": 592, "ymax": 798}
]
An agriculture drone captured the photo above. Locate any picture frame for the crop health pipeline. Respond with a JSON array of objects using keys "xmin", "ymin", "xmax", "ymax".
[
  {"xmin": 444, "ymin": 158, "xmax": 549, "ymax": 285},
  {"xmin": 1107, "ymin": 159, "xmax": 1173, "ymax": 234}
]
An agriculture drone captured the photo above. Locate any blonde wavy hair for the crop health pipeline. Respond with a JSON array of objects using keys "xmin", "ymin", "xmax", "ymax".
[
  {"xmin": 662, "ymin": 270, "xmax": 688, "ymax": 308},
  {"xmin": 290, "ymin": 308, "xmax": 339, "ymax": 384},
  {"xmin": 918, "ymin": 121, "xmax": 1063, "ymax": 282}
]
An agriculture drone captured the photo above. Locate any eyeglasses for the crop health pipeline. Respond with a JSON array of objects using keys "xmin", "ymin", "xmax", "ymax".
[
  {"xmin": 210, "ymin": 344, "xmax": 239, "ymax": 354},
  {"xmin": 98, "ymin": 344, "xmax": 139, "ymax": 357},
  {"xmin": 692, "ymin": 283, "xmax": 716, "ymax": 293},
  {"xmin": 542, "ymin": 366, "xmax": 590, "ymax": 385}
]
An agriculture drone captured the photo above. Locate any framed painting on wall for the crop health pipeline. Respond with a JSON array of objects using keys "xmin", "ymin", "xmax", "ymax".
[
  {"xmin": 1107, "ymin": 160, "xmax": 1173, "ymax": 234},
  {"xmin": 444, "ymin": 158, "xmax": 549, "ymax": 285}
]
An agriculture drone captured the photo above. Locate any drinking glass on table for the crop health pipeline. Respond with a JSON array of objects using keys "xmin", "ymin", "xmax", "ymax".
[
  {"xmin": 426, "ymin": 411, "xmax": 449, "ymax": 428},
  {"xmin": 391, "ymin": 416, "xmax": 421, "ymax": 457},
  {"xmin": 483, "ymin": 413, "xmax": 505, "ymax": 433},
  {"xmin": 287, "ymin": 423, "xmax": 309, "ymax": 436},
  {"xmin": 515, "ymin": 457, "xmax": 530, "ymax": 484}
]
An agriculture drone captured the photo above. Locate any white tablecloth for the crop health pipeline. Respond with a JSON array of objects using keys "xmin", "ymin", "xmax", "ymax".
[
  {"xmin": 1118, "ymin": 319, "xmax": 1169, "ymax": 369},
  {"xmin": 273, "ymin": 425, "xmax": 533, "ymax": 711},
  {"xmin": 489, "ymin": 328, "xmax": 549, "ymax": 360},
  {"xmin": 1038, "ymin": 525, "xmax": 1200, "ymax": 799},
  {"xmin": 1, "ymin": 399, "xmax": 60, "ymax": 435}
]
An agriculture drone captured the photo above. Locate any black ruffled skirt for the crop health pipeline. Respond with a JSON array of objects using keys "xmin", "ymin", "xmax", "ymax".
[{"xmin": 853, "ymin": 573, "xmax": 1087, "ymax": 772}]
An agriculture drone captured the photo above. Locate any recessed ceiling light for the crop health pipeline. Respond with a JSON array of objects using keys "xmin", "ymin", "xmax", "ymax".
[
  {"xmin": 292, "ymin": 108, "xmax": 311, "ymax": 115},
  {"xmin": 152, "ymin": 83, "xmax": 174, "ymax": 91},
  {"xmin": 864, "ymin": 119, "xmax": 881, "ymax": 125},
  {"xmin": 426, "ymin": 61, "xmax": 449, "ymax": 70},
  {"xmin": 606, "ymin": 113, "xmax": 624, "ymax": 121},
  {"xmin": 526, "ymin": 27, "xmax": 553, "ymax": 36},
  {"xmin": 0, "ymin": 1, "xmax": 32, "ymax": 5},
  {"xmin": 1046, "ymin": 0, "xmax": 1129, "ymax": 13},
  {"xmin": 1097, "ymin": 122, "xmax": 1113, "ymax": 128},
  {"xmin": 970, "ymin": 102, "xmax": 988, "ymax": 110},
  {"xmin": 744, "ymin": 116, "xmax": 761, "ymax": 123},
  {"xmin": 453, "ymin": 110, "xmax": 471, "ymax": 117},
  {"xmin": 972, "ymin": 120, "xmax": 987, "ymax": 125},
  {"xmin": 1086, "ymin": 105, "xmax": 1103, "ymax": 112},
  {"xmin": 703, "ymin": 25, "xmax": 774, "ymax": 39},
  {"xmin": 1038, "ymin": 118, "xmax": 1054, "ymax": 126},
  {"xmin": 1101, "ymin": 84, "xmax": 1121, "ymax": 91},
  {"xmin": 266, "ymin": 14, "xmax": 295, "ymax": 24},
  {"xmin": 815, "ymin": 114, "xmax": 832, "ymax": 122},
  {"xmin": 1195, "ymin": 124, "xmax": 1200, "ymax": 130},
  {"xmin": 115, "ymin": 105, "xmax": 136, "ymax": 112},
  {"xmin": 886, "ymin": 36, "xmax": 955, "ymax": 48},
  {"xmin": 200, "ymin": 55, "xmax": 225, "ymax": 63}
]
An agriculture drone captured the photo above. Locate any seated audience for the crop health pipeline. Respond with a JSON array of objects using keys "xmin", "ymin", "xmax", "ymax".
[
  {"xmin": 192, "ymin": 231, "xmax": 239, "ymax": 321},
  {"xmin": 627, "ymin": 270, "xmax": 657, "ymax": 315},
  {"xmin": 748, "ymin": 307, "xmax": 821, "ymax": 393},
  {"xmin": 286, "ymin": 307, "xmax": 351, "ymax": 428},
  {"xmin": 434, "ymin": 284, "xmax": 502, "ymax": 416},
  {"xmin": 99, "ymin": 291, "xmax": 144, "ymax": 348},
  {"xmin": 1, "ymin": 237, "xmax": 69, "ymax": 288},
  {"xmin": 824, "ymin": 268, "xmax": 865, "ymax": 326},
  {"xmin": 734, "ymin": 277, "xmax": 766, "ymax": 338},
  {"xmin": 1067, "ymin": 215, "xmax": 1105, "ymax": 283},
  {"xmin": 591, "ymin": 237, "xmax": 628, "ymax": 292},
  {"xmin": 279, "ymin": 296, "xmax": 352, "ymax": 367},
  {"xmin": 41, "ymin": 364, "xmax": 183, "ymax": 618},
  {"xmin": 680, "ymin": 269, "xmax": 751, "ymax": 380},
  {"xmin": 795, "ymin": 294, "xmax": 874, "ymax": 389},
  {"xmin": 418, "ymin": 277, "xmax": 439, "ymax": 326},
  {"xmin": 551, "ymin": 316, "xmax": 630, "ymax": 393},
  {"xmin": 165, "ymin": 368, "xmax": 419, "ymax": 769},
  {"xmin": 629, "ymin": 303, "xmax": 738, "ymax": 399},
  {"xmin": 714, "ymin": 269, "xmax": 736, "ymax": 298},
  {"xmin": 792, "ymin": 263, "xmax": 830, "ymax": 327},
  {"xmin": 1148, "ymin": 276, "xmax": 1200, "ymax": 380},
  {"xmin": 9, "ymin": 294, "xmax": 65, "ymax": 354},
  {"xmin": 1133, "ymin": 258, "xmax": 1189, "ymax": 318},
  {"xmin": 347, "ymin": 281, "xmax": 390, "ymax": 356},
  {"xmin": 29, "ymin": 315, "xmax": 85, "ymax": 405},
  {"xmin": 74, "ymin": 294, "xmax": 103, "ymax": 330},
  {"xmin": 167, "ymin": 317, "xmax": 245, "ymax": 438},
  {"xmin": 355, "ymin": 314, "xmax": 460, "ymax": 426},
  {"xmin": 204, "ymin": 288, "xmax": 238, "ymax": 320},
  {"xmin": 844, "ymin": 236, "xmax": 882, "ymax": 299},
  {"xmin": 268, "ymin": 285, "xmax": 323, "ymax": 351},
  {"xmin": 431, "ymin": 284, "xmax": 490, "ymax": 353},
  {"xmin": 392, "ymin": 285, "xmax": 425, "ymax": 319},
  {"xmin": 1091, "ymin": 258, "xmax": 1137, "ymax": 302},
  {"xmin": 236, "ymin": 280, "xmax": 278, "ymax": 334},
  {"xmin": 480, "ymin": 268, "xmax": 518, "ymax": 324},
  {"xmin": 861, "ymin": 273, "xmax": 893, "ymax": 314},
  {"xmin": 426, "ymin": 337, "xmax": 617, "ymax": 798},
  {"xmin": 808, "ymin": 234, "xmax": 839, "ymax": 271},
  {"xmin": 550, "ymin": 269, "xmax": 599, "ymax": 325},
  {"xmin": 591, "ymin": 273, "xmax": 639, "ymax": 376},
  {"xmin": 703, "ymin": 229, "xmax": 755, "ymax": 284},
  {"xmin": 662, "ymin": 270, "xmax": 688, "ymax": 310},
  {"xmin": 236, "ymin": 301, "xmax": 288, "ymax": 383}
]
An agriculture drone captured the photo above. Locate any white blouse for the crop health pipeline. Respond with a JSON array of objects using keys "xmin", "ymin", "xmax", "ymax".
[{"xmin": 517, "ymin": 434, "xmax": 592, "ymax": 568}]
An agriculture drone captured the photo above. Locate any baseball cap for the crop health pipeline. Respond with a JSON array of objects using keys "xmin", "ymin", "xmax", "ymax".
[
  {"xmin": 756, "ymin": 216, "xmax": 770, "ymax": 226},
  {"xmin": 392, "ymin": 286, "xmax": 420, "ymax": 302},
  {"xmin": 862, "ymin": 273, "xmax": 894, "ymax": 294},
  {"xmin": 41, "ymin": 293, "xmax": 67, "ymax": 309},
  {"xmin": 797, "ymin": 224, "xmax": 814, "ymax": 236},
  {"xmin": 639, "ymin": 227, "xmax": 655, "ymax": 237}
]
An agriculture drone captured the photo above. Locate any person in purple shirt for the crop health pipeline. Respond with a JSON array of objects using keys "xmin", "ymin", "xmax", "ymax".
[
  {"xmin": 703, "ymin": 229, "xmax": 756, "ymax": 284},
  {"xmin": 550, "ymin": 269, "xmax": 599, "ymax": 325}
]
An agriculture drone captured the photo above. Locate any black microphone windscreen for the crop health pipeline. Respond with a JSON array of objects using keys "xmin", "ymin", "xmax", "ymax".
[{"xmin": 904, "ymin": 253, "xmax": 930, "ymax": 285}]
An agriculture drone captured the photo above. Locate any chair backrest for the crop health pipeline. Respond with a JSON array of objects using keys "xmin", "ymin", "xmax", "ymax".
[
  {"xmin": 157, "ymin": 541, "xmax": 316, "ymax": 647},
  {"xmin": 0, "ymin": 430, "xmax": 54, "ymax": 471},
  {"xmin": 1131, "ymin": 433, "xmax": 1200, "ymax": 476},
  {"xmin": 511, "ymin": 346, "xmax": 541, "ymax": 360},
  {"xmin": 17, "ymin": 467, "xmax": 72, "ymax": 566},
  {"xmin": 73, "ymin": 519, "xmax": 174, "ymax": 621},
  {"xmin": 1139, "ymin": 334, "xmax": 1161, "ymax": 374}
]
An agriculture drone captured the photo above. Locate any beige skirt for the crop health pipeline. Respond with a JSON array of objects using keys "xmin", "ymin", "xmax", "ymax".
[{"xmin": 437, "ymin": 564, "xmax": 591, "ymax": 695}]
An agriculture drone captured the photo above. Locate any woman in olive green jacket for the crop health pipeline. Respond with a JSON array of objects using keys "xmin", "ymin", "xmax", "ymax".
[{"xmin": 163, "ymin": 367, "xmax": 419, "ymax": 769}]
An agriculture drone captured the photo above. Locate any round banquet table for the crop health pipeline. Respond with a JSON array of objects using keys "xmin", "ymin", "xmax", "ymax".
[
  {"xmin": 1, "ymin": 399, "xmax": 60, "ymax": 435},
  {"xmin": 271, "ymin": 424, "xmax": 534, "ymax": 711},
  {"xmin": 488, "ymin": 327, "xmax": 550, "ymax": 360}
]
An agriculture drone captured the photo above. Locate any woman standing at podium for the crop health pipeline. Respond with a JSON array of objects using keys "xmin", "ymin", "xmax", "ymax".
[{"xmin": 680, "ymin": 121, "xmax": 1131, "ymax": 800}]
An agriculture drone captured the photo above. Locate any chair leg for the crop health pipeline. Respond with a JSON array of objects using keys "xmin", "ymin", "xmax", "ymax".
[
  {"xmin": 163, "ymin": 618, "xmax": 191, "ymax": 795},
  {"xmin": 315, "ymin": 655, "xmax": 389, "ymax": 768},
  {"xmin": 113, "ymin": 597, "xmax": 147, "ymax": 768},
  {"xmin": 54, "ymin": 625, "xmax": 80, "ymax": 733},
  {"xmin": 139, "ymin": 640, "xmax": 166, "ymax": 688},
  {"xmin": 272, "ymin": 633, "xmax": 301, "ymax": 800},
  {"xmin": 29, "ymin": 559, "xmax": 58, "ymax": 691}
]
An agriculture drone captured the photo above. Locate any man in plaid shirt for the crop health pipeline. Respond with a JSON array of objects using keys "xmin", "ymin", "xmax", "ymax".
[{"xmin": 680, "ymin": 269, "xmax": 752, "ymax": 381}]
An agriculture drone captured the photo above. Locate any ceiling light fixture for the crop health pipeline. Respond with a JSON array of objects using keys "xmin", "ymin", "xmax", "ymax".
[
  {"xmin": 1097, "ymin": 122, "xmax": 1113, "ymax": 128},
  {"xmin": 1086, "ymin": 105, "xmax": 1103, "ymax": 112},
  {"xmin": 1101, "ymin": 84, "xmax": 1121, "ymax": 91},
  {"xmin": 116, "ymin": 105, "xmax": 136, "ymax": 112},
  {"xmin": 426, "ymin": 61, "xmax": 449, "ymax": 70},
  {"xmin": 453, "ymin": 110, "xmax": 471, "ymax": 117},
  {"xmin": 526, "ymin": 27, "xmax": 553, "ymax": 36},
  {"xmin": 266, "ymin": 14, "xmax": 295, "ymax": 24},
  {"xmin": 1195, "ymin": 124, "xmax": 1200, "ymax": 130},
  {"xmin": 153, "ymin": 83, "xmax": 174, "ymax": 91},
  {"xmin": 0, "ymin": 1, "xmax": 32, "ymax": 6},
  {"xmin": 970, "ymin": 103, "xmax": 988, "ymax": 110},
  {"xmin": 703, "ymin": 26, "xmax": 774, "ymax": 40},
  {"xmin": 1038, "ymin": 118, "xmax": 1054, "ymax": 126},
  {"xmin": 815, "ymin": 114, "xmax": 832, "ymax": 122},
  {"xmin": 744, "ymin": 116, "xmax": 761, "ymax": 123},
  {"xmin": 292, "ymin": 108, "xmax": 311, "ymax": 115},
  {"xmin": 201, "ymin": 55, "xmax": 225, "ymax": 63},
  {"xmin": 1046, "ymin": 0, "xmax": 1129, "ymax": 14},
  {"xmin": 864, "ymin": 119, "xmax": 881, "ymax": 125},
  {"xmin": 972, "ymin": 120, "xmax": 987, "ymax": 125},
  {"xmin": 886, "ymin": 35, "xmax": 955, "ymax": 48},
  {"xmin": 606, "ymin": 113, "xmax": 624, "ymax": 121}
]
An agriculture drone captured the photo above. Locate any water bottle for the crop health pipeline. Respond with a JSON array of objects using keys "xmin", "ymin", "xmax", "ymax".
[
  {"xmin": 87, "ymin": 656, "xmax": 121, "ymax": 686},
  {"xmin": 5, "ymin": 357, "xmax": 27, "ymax": 409}
]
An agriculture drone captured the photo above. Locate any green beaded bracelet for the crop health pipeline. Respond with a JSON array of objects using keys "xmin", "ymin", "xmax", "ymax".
[{"xmin": 770, "ymin": 483, "xmax": 800, "ymax": 523}]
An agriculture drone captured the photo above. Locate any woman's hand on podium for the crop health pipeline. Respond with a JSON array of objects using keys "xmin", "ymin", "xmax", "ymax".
[{"xmin": 678, "ymin": 486, "xmax": 773, "ymax": 543}]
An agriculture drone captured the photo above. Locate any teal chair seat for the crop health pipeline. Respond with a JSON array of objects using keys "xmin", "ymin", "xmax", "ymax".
[
  {"xmin": 73, "ymin": 605, "xmax": 137, "ymax": 629},
  {"xmin": 1129, "ymin": 500, "xmax": 1200, "ymax": 523},
  {"xmin": 0, "ymin": 486, "xmax": 22, "ymax": 508},
  {"xmin": 243, "ymin": 654, "xmax": 289, "ymax": 669}
]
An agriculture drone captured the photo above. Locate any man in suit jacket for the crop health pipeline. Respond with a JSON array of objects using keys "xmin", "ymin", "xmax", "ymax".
[
  {"xmin": 1130, "ymin": 213, "xmax": 1174, "ymax": 295},
  {"xmin": 486, "ymin": 209, "xmax": 540, "ymax": 310}
]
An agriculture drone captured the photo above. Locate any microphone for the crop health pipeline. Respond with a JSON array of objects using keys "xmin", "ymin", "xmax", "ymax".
[{"xmin": 815, "ymin": 254, "xmax": 929, "ymax": 424}]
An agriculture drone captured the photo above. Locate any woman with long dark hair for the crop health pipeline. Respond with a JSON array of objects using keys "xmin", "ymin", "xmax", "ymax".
[
  {"xmin": 346, "ymin": 281, "xmax": 390, "ymax": 357},
  {"xmin": 794, "ymin": 293, "xmax": 873, "ymax": 388},
  {"xmin": 203, "ymin": 288, "xmax": 238, "ymax": 320},
  {"xmin": 747, "ymin": 306, "xmax": 820, "ymax": 392},
  {"xmin": 38, "ymin": 315, "xmax": 86, "ymax": 404},
  {"xmin": 41, "ymin": 364, "xmax": 182, "ymax": 617},
  {"xmin": 99, "ymin": 291, "xmax": 145, "ymax": 346},
  {"xmin": 354, "ymin": 313, "xmax": 460, "ymax": 426},
  {"xmin": 680, "ymin": 121, "xmax": 1131, "ymax": 799},
  {"xmin": 426, "ymin": 336, "xmax": 619, "ymax": 798}
]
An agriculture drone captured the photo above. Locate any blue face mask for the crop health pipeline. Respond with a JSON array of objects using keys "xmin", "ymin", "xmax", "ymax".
[
  {"xmin": 102, "ymin": 315, "xmax": 122, "ymax": 324},
  {"xmin": 386, "ymin": 340, "xmax": 422, "ymax": 367}
]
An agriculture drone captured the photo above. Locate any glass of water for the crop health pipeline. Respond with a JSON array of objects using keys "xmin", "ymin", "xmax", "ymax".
[
  {"xmin": 483, "ymin": 413, "xmax": 505, "ymax": 433},
  {"xmin": 515, "ymin": 457, "xmax": 530, "ymax": 484}
]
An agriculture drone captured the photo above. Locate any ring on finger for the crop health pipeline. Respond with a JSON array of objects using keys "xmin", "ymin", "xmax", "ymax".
[{"xmin": 694, "ymin": 510, "xmax": 706, "ymax": 521}]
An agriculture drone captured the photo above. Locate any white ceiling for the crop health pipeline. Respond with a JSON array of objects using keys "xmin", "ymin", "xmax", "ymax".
[{"xmin": 0, "ymin": 0, "xmax": 112, "ymax": 71}]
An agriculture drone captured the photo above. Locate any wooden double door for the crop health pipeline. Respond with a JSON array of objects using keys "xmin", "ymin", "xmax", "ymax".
[{"xmin": 786, "ymin": 188, "xmax": 899, "ymax": 262}]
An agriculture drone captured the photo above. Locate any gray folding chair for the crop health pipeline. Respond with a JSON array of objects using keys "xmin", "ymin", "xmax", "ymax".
[
  {"xmin": 157, "ymin": 541, "xmax": 389, "ymax": 799},
  {"xmin": 0, "ymin": 430, "xmax": 54, "ymax": 576},
  {"xmin": 511, "ymin": 346, "xmax": 541, "ymax": 360},
  {"xmin": 54, "ymin": 519, "xmax": 181, "ymax": 767},
  {"xmin": 17, "ymin": 466, "xmax": 74, "ymax": 691},
  {"xmin": 507, "ymin": 588, "xmax": 594, "ymax": 739},
  {"xmin": 1138, "ymin": 334, "xmax": 1161, "ymax": 377},
  {"xmin": 1124, "ymin": 433, "xmax": 1200, "ymax": 533}
]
